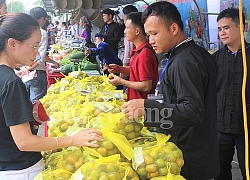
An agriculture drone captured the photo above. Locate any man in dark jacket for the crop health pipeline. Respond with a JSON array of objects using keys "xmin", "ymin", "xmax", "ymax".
[
  {"xmin": 121, "ymin": 2, "xmax": 220, "ymax": 180},
  {"xmin": 213, "ymin": 8, "xmax": 250, "ymax": 180},
  {"xmin": 100, "ymin": 8, "xmax": 122, "ymax": 54}
]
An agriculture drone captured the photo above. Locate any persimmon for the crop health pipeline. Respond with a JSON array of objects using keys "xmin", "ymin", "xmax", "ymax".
[{"xmin": 108, "ymin": 74, "xmax": 114, "ymax": 79}]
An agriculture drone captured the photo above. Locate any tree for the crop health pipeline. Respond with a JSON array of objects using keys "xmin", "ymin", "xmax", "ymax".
[
  {"xmin": 34, "ymin": 0, "xmax": 45, "ymax": 8},
  {"xmin": 7, "ymin": 1, "xmax": 25, "ymax": 13}
]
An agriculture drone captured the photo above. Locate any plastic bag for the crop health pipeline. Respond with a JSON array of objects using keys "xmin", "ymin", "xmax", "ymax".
[{"xmin": 132, "ymin": 133, "xmax": 184, "ymax": 179}]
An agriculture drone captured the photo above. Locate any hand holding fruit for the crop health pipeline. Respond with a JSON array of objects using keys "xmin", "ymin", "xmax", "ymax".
[
  {"xmin": 71, "ymin": 128, "xmax": 103, "ymax": 148},
  {"xmin": 108, "ymin": 73, "xmax": 123, "ymax": 86}
]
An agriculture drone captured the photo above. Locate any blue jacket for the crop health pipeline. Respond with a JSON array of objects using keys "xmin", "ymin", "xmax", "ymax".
[{"xmin": 89, "ymin": 42, "xmax": 122, "ymax": 66}]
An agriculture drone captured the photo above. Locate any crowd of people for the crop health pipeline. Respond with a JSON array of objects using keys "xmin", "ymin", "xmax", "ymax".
[{"xmin": 0, "ymin": 0, "xmax": 249, "ymax": 179}]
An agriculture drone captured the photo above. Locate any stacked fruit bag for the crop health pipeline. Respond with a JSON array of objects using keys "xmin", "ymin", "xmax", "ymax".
[
  {"xmin": 132, "ymin": 133, "xmax": 184, "ymax": 179},
  {"xmin": 35, "ymin": 147, "xmax": 93, "ymax": 179},
  {"xmin": 70, "ymin": 154, "xmax": 140, "ymax": 180},
  {"xmin": 119, "ymin": 162, "xmax": 140, "ymax": 180},
  {"xmin": 70, "ymin": 154, "xmax": 122, "ymax": 180}
]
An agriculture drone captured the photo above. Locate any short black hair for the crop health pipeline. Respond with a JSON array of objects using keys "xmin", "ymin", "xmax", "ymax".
[
  {"xmin": 217, "ymin": 8, "xmax": 245, "ymax": 26},
  {"xmin": 123, "ymin": 5, "xmax": 138, "ymax": 15},
  {"xmin": 127, "ymin": 12, "xmax": 146, "ymax": 36},
  {"xmin": 102, "ymin": 8, "xmax": 115, "ymax": 16},
  {"xmin": 142, "ymin": 1, "xmax": 183, "ymax": 31},
  {"xmin": 95, "ymin": 33, "xmax": 106, "ymax": 40},
  {"xmin": 30, "ymin": 7, "xmax": 48, "ymax": 20}
]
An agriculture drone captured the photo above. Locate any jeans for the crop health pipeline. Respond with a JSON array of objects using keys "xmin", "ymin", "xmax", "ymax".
[
  {"xmin": 24, "ymin": 71, "xmax": 47, "ymax": 103},
  {"xmin": 214, "ymin": 132, "xmax": 247, "ymax": 180}
]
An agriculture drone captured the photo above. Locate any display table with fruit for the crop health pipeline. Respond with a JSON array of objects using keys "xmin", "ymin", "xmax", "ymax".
[{"xmin": 35, "ymin": 73, "xmax": 186, "ymax": 180}]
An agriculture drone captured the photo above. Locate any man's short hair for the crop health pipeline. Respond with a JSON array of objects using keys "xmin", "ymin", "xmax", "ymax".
[
  {"xmin": 102, "ymin": 8, "xmax": 115, "ymax": 16},
  {"xmin": 123, "ymin": 5, "xmax": 138, "ymax": 15},
  {"xmin": 30, "ymin": 7, "xmax": 48, "ymax": 20}
]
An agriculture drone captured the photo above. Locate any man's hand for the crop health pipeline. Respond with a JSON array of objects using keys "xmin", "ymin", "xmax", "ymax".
[
  {"xmin": 84, "ymin": 47, "xmax": 91, "ymax": 56},
  {"xmin": 108, "ymin": 73, "xmax": 123, "ymax": 86},
  {"xmin": 106, "ymin": 64, "xmax": 120, "ymax": 74},
  {"xmin": 121, "ymin": 99, "xmax": 145, "ymax": 119}
]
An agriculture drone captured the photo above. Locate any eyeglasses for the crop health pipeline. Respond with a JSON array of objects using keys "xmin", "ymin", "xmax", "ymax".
[{"xmin": 29, "ymin": 44, "xmax": 41, "ymax": 52}]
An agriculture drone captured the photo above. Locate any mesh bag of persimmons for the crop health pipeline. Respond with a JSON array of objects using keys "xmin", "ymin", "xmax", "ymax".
[
  {"xmin": 34, "ymin": 147, "xmax": 94, "ymax": 180},
  {"xmin": 70, "ymin": 154, "xmax": 122, "ymax": 180},
  {"xmin": 132, "ymin": 133, "xmax": 184, "ymax": 179},
  {"xmin": 150, "ymin": 161, "xmax": 186, "ymax": 180},
  {"xmin": 84, "ymin": 113, "xmax": 136, "ymax": 161}
]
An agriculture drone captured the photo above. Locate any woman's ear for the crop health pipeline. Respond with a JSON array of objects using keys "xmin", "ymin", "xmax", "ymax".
[{"xmin": 7, "ymin": 38, "xmax": 18, "ymax": 51}]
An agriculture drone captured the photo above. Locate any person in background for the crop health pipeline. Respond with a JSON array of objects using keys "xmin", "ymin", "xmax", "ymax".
[
  {"xmin": 100, "ymin": 8, "xmax": 122, "ymax": 54},
  {"xmin": 76, "ymin": 16, "xmax": 92, "ymax": 46},
  {"xmin": 121, "ymin": 2, "xmax": 220, "ymax": 179},
  {"xmin": 213, "ymin": 8, "xmax": 250, "ymax": 180},
  {"xmin": 0, "ymin": 12, "xmax": 103, "ymax": 180},
  {"xmin": 53, "ymin": 20, "xmax": 59, "ymax": 36},
  {"xmin": 0, "ymin": 0, "xmax": 7, "ymax": 15},
  {"xmin": 47, "ymin": 16, "xmax": 55, "ymax": 45},
  {"xmin": 122, "ymin": 5, "xmax": 138, "ymax": 67},
  {"xmin": 69, "ymin": 17, "xmax": 79, "ymax": 38},
  {"xmin": 85, "ymin": 33, "xmax": 122, "ymax": 77},
  {"xmin": 17, "ymin": 7, "xmax": 59, "ymax": 103},
  {"xmin": 41, "ymin": 19, "xmax": 51, "ymax": 49},
  {"xmin": 107, "ymin": 12, "xmax": 158, "ymax": 101},
  {"xmin": 57, "ymin": 21, "xmax": 67, "ymax": 39}
]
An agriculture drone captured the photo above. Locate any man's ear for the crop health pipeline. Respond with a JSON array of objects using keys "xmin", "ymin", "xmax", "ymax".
[{"xmin": 171, "ymin": 23, "xmax": 179, "ymax": 36}]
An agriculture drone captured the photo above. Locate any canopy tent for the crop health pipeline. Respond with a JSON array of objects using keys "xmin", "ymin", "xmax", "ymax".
[{"xmin": 42, "ymin": 0, "xmax": 144, "ymax": 12}]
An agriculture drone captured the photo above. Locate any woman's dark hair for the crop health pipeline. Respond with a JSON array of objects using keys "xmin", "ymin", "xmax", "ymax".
[
  {"xmin": 142, "ymin": 1, "xmax": 183, "ymax": 31},
  {"xmin": 29, "ymin": 7, "xmax": 48, "ymax": 20},
  {"xmin": 217, "ymin": 8, "xmax": 245, "ymax": 26},
  {"xmin": 0, "ymin": 0, "xmax": 6, "ymax": 7},
  {"xmin": 0, "ymin": 13, "xmax": 39, "ymax": 52},
  {"xmin": 126, "ymin": 12, "xmax": 146, "ymax": 36}
]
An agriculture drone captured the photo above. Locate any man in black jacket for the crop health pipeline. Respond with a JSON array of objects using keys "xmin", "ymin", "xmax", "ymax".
[
  {"xmin": 213, "ymin": 8, "xmax": 249, "ymax": 180},
  {"xmin": 121, "ymin": 2, "xmax": 220, "ymax": 179},
  {"xmin": 100, "ymin": 8, "xmax": 122, "ymax": 54}
]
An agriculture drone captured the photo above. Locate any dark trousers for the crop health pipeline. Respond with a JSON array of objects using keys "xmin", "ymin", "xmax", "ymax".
[{"xmin": 214, "ymin": 132, "xmax": 247, "ymax": 180}]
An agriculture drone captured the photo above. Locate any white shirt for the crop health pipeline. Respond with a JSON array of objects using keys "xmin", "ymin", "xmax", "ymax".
[
  {"xmin": 69, "ymin": 23, "xmax": 78, "ymax": 37},
  {"xmin": 34, "ymin": 28, "xmax": 48, "ymax": 71}
]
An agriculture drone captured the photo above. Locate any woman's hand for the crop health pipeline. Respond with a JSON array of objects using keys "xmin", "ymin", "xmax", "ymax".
[
  {"xmin": 71, "ymin": 128, "xmax": 103, "ymax": 148},
  {"xmin": 16, "ymin": 66, "xmax": 30, "ymax": 78}
]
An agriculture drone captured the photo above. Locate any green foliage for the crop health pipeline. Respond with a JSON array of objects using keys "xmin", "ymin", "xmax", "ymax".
[
  {"xmin": 34, "ymin": 0, "xmax": 44, "ymax": 7},
  {"xmin": 7, "ymin": 1, "xmax": 25, "ymax": 13}
]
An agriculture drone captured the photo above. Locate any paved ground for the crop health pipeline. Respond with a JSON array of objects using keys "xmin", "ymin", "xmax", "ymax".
[
  {"xmin": 232, "ymin": 153, "xmax": 243, "ymax": 180},
  {"xmin": 38, "ymin": 124, "xmax": 244, "ymax": 179}
]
